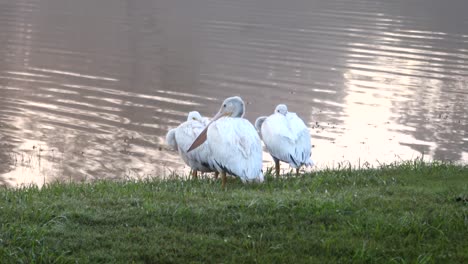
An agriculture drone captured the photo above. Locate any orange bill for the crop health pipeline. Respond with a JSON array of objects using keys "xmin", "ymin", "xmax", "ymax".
[
  {"xmin": 187, "ymin": 126, "xmax": 208, "ymax": 152},
  {"xmin": 187, "ymin": 110, "xmax": 231, "ymax": 152}
]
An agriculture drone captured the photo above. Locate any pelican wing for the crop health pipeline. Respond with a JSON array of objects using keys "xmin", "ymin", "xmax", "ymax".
[
  {"xmin": 255, "ymin": 116, "xmax": 267, "ymax": 134},
  {"xmin": 261, "ymin": 114, "xmax": 297, "ymax": 164},
  {"xmin": 208, "ymin": 118, "xmax": 263, "ymax": 182},
  {"xmin": 287, "ymin": 112, "xmax": 308, "ymax": 132},
  {"xmin": 175, "ymin": 120, "xmax": 214, "ymax": 172},
  {"xmin": 201, "ymin": 117, "xmax": 211, "ymax": 126},
  {"xmin": 262, "ymin": 113, "xmax": 312, "ymax": 168},
  {"xmin": 165, "ymin": 128, "xmax": 178, "ymax": 149},
  {"xmin": 287, "ymin": 112, "xmax": 313, "ymax": 166},
  {"xmin": 175, "ymin": 121, "xmax": 206, "ymax": 152}
]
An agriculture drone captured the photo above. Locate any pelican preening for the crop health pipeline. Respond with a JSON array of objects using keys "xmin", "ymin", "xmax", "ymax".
[
  {"xmin": 165, "ymin": 111, "xmax": 218, "ymax": 179},
  {"xmin": 166, "ymin": 97, "xmax": 313, "ymax": 188},
  {"xmin": 188, "ymin": 96, "xmax": 264, "ymax": 188},
  {"xmin": 255, "ymin": 104, "xmax": 313, "ymax": 177}
]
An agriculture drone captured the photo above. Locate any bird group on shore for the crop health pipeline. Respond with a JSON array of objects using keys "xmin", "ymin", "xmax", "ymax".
[{"xmin": 165, "ymin": 96, "xmax": 313, "ymax": 188}]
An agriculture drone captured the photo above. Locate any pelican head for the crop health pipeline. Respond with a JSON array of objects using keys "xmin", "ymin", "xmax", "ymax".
[
  {"xmin": 187, "ymin": 96, "xmax": 245, "ymax": 152},
  {"xmin": 217, "ymin": 96, "xmax": 245, "ymax": 118},
  {"xmin": 187, "ymin": 111, "xmax": 203, "ymax": 121},
  {"xmin": 275, "ymin": 104, "xmax": 288, "ymax": 115}
]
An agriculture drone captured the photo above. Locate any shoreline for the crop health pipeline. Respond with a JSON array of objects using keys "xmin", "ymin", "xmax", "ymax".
[{"xmin": 1, "ymin": 161, "xmax": 467, "ymax": 262}]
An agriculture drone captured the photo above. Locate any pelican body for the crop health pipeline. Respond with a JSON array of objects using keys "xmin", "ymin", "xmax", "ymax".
[
  {"xmin": 255, "ymin": 104, "xmax": 313, "ymax": 176},
  {"xmin": 188, "ymin": 96, "xmax": 264, "ymax": 187},
  {"xmin": 166, "ymin": 111, "xmax": 216, "ymax": 178}
]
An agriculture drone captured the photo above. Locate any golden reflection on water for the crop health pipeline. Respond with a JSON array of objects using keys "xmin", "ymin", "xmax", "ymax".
[{"xmin": 1, "ymin": 0, "xmax": 467, "ymax": 187}]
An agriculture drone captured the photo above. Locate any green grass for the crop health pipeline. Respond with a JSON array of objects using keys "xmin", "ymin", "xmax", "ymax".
[{"xmin": 0, "ymin": 161, "xmax": 467, "ymax": 263}]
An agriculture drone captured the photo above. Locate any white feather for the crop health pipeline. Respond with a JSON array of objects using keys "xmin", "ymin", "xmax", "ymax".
[
  {"xmin": 207, "ymin": 117, "xmax": 263, "ymax": 182},
  {"xmin": 254, "ymin": 116, "xmax": 267, "ymax": 135},
  {"xmin": 260, "ymin": 108, "xmax": 313, "ymax": 168},
  {"xmin": 165, "ymin": 128, "xmax": 178, "ymax": 150},
  {"xmin": 165, "ymin": 112, "xmax": 215, "ymax": 172}
]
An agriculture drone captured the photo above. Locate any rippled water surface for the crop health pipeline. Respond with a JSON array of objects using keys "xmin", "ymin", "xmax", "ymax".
[{"xmin": 1, "ymin": 0, "xmax": 467, "ymax": 186}]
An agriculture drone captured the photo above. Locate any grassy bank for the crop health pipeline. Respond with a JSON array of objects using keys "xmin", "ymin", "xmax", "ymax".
[{"xmin": 0, "ymin": 161, "xmax": 467, "ymax": 263}]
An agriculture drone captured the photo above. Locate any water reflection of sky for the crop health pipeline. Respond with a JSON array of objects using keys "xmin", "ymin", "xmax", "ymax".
[{"xmin": 0, "ymin": 0, "xmax": 467, "ymax": 187}]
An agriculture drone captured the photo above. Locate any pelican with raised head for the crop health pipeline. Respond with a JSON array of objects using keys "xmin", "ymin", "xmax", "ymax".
[
  {"xmin": 166, "ymin": 111, "xmax": 218, "ymax": 178},
  {"xmin": 255, "ymin": 104, "xmax": 313, "ymax": 177},
  {"xmin": 188, "ymin": 96, "xmax": 263, "ymax": 188}
]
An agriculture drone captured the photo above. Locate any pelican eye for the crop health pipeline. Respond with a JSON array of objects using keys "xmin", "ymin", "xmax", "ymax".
[
  {"xmin": 192, "ymin": 117, "xmax": 196, "ymax": 120},
  {"xmin": 223, "ymin": 104, "xmax": 227, "ymax": 108}
]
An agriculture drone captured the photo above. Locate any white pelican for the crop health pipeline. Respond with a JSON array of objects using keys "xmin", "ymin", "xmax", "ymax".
[
  {"xmin": 165, "ymin": 111, "xmax": 218, "ymax": 178},
  {"xmin": 255, "ymin": 104, "xmax": 313, "ymax": 177},
  {"xmin": 188, "ymin": 96, "xmax": 263, "ymax": 188}
]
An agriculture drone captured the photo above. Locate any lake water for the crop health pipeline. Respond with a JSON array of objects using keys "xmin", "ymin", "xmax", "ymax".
[{"xmin": 1, "ymin": 0, "xmax": 467, "ymax": 187}]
